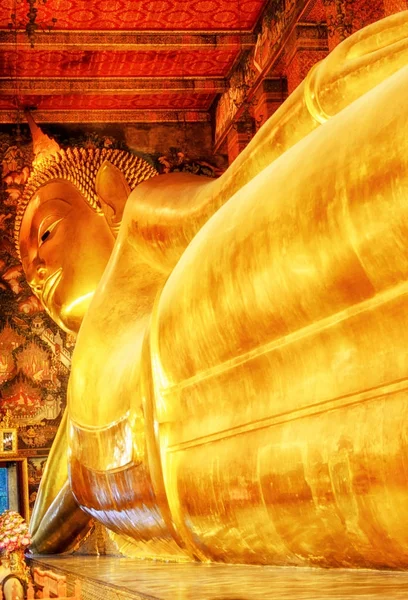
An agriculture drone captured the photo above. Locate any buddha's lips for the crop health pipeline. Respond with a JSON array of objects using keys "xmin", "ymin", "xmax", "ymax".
[{"xmin": 42, "ymin": 268, "xmax": 62, "ymax": 307}]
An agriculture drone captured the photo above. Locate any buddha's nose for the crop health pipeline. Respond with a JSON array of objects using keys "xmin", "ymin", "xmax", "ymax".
[{"xmin": 29, "ymin": 264, "xmax": 47, "ymax": 295}]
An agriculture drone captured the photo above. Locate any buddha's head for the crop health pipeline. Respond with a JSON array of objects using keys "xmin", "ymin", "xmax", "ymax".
[{"xmin": 15, "ymin": 118, "xmax": 158, "ymax": 334}]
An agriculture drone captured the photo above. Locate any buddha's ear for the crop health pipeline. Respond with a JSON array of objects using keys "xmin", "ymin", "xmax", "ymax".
[{"xmin": 95, "ymin": 160, "xmax": 130, "ymax": 234}]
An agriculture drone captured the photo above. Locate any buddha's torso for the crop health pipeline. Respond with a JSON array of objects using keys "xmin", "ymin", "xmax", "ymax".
[{"xmin": 68, "ymin": 66, "xmax": 408, "ymax": 567}]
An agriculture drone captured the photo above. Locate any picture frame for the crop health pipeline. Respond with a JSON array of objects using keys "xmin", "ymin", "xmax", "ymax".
[
  {"xmin": 0, "ymin": 429, "xmax": 17, "ymax": 455},
  {"xmin": 0, "ymin": 458, "xmax": 30, "ymax": 521}
]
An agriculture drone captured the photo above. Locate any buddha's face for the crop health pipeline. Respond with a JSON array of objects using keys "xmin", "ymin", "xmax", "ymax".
[{"xmin": 19, "ymin": 180, "xmax": 115, "ymax": 334}]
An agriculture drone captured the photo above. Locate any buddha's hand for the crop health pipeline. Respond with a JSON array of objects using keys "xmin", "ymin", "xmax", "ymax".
[{"xmin": 306, "ymin": 10, "xmax": 408, "ymax": 122}]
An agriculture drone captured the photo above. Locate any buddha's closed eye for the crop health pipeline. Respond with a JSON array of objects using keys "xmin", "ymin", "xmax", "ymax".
[{"xmin": 38, "ymin": 217, "xmax": 63, "ymax": 247}]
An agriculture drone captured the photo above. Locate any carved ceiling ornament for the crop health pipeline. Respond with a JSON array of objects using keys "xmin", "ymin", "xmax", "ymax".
[
  {"xmin": 0, "ymin": 0, "xmax": 265, "ymax": 123},
  {"xmin": 8, "ymin": 0, "xmax": 57, "ymax": 48}
]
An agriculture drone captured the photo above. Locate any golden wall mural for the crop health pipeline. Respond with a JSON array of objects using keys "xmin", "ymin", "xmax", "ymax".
[{"xmin": 0, "ymin": 128, "xmax": 72, "ymax": 514}]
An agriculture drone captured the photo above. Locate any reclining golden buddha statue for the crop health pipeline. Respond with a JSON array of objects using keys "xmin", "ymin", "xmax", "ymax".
[{"xmin": 16, "ymin": 11, "xmax": 408, "ymax": 568}]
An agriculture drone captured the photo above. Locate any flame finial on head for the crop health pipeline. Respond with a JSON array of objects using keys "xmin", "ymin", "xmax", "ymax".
[{"xmin": 25, "ymin": 110, "xmax": 61, "ymax": 167}]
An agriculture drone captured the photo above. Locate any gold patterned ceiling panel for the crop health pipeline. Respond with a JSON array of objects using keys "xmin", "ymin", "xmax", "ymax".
[
  {"xmin": 0, "ymin": 93, "xmax": 216, "ymax": 110},
  {"xmin": 0, "ymin": 0, "xmax": 265, "ymax": 30},
  {"xmin": 0, "ymin": 48, "xmax": 237, "ymax": 78},
  {"xmin": 0, "ymin": 0, "xmax": 267, "ymax": 122}
]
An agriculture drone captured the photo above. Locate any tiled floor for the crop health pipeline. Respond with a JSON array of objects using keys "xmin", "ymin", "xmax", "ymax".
[{"xmin": 30, "ymin": 556, "xmax": 408, "ymax": 600}]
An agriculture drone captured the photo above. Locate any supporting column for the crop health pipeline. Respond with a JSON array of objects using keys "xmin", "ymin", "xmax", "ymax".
[
  {"xmin": 227, "ymin": 114, "xmax": 255, "ymax": 165},
  {"xmin": 252, "ymin": 78, "xmax": 288, "ymax": 131}
]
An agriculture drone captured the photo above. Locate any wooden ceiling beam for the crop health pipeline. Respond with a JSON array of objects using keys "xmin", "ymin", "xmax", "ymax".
[
  {"xmin": 0, "ymin": 30, "xmax": 256, "ymax": 51},
  {"xmin": 0, "ymin": 109, "xmax": 211, "ymax": 124},
  {"xmin": 0, "ymin": 77, "xmax": 227, "ymax": 94}
]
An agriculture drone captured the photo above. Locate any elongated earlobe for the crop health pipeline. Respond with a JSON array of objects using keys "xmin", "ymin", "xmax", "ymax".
[{"xmin": 95, "ymin": 160, "xmax": 130, "ymax": 235}]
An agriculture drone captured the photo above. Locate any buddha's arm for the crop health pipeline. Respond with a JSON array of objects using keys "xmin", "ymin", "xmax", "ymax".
[
  {"xmin": 30, "ymin": 479, "xmax": 92, "ymax": 554},
  {"xmin": 29, "ymin": 409, "xmax": 93, "ymax": 553},
  {"xmin": 29, "ymin": 409, "xmax": 68, "ymax": 538},
  {"xmin": 128, "ymin": 11, "xmax": 408, "ymax": 273}
]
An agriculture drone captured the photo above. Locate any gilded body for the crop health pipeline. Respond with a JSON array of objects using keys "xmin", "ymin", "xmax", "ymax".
[{"xmin": 19, "ymin": 12, "xmax": 408, "ymax": 567}]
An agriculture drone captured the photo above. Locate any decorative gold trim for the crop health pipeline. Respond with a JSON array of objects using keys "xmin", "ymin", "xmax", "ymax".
[
  {"xmin": 0, "ymin": 110, "xmax": 211, "ymax": 124},
  {"xmin": 0, "ymin": 77, "xmax": 227, "ymax": 94},
  {"xmin": 20, "ymin": 458, "xmax": 30, "ymax": 522},
  {"xmin": 0, "ymin": 429, "xmax": 18, "ymax": 456},
  {"xmin": 0, "ymin": 411, "xmax": 14, "ymax": 430},
  {"xmin": 0, "ymin": 30, "xmax": 256, "ymax": 50}
]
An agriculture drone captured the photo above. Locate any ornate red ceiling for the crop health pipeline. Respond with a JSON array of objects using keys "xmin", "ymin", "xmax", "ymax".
[
  {"xmin": 0, "ymin": 48, "xmax": 236, "ymax": 78},
  {"xmin": 0, "ymin": 93, "xmax": 215, "ymax": 110},
  {"xmin": 0, "ymin": 0, "xmax": 265, "ymax": 31},
  {"xmin": 0, "ymin": 0, "xmax": 267, "ymax": 123}
]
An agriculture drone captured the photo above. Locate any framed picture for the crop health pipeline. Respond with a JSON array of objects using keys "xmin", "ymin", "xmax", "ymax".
[
  {"xmin": 0, "ymin": 458, "xmax": 29, "ymax": 521},
  {"xmin": 0, "ymin": 429, "xmax": 17, "ymax": 455}
]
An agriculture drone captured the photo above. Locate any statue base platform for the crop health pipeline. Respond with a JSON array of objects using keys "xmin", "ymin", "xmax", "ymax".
[{"xmin": 27, "ymin": 556, "xmax": 408, "ymax": 600}]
